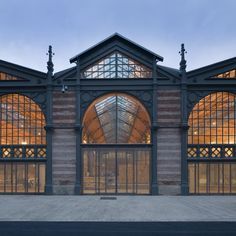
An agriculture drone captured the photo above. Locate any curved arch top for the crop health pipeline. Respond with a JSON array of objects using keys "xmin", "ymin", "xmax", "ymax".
[
  {"xmin": 82, "ymin": 93, "xmax": 151, "ymax": 144},
  {"xmin": 0, "ymin": 93, "xmax": 46, "ymax": 145},
  {"xmin": 188, "ymin": 91, "xmax": 236, "ymax": 145}
]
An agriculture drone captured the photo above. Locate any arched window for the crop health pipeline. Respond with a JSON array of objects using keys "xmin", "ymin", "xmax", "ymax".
[
  {"xmin": 82, "ymin": 93, "xmax": 151, "ymax": 194},
  {"xmin": 188, "ymin": 92, "xmax": 236, "ymax": 194},
  {"xmin": 0, "ymin": 94, "xmax": 46, "ymax": 193}
]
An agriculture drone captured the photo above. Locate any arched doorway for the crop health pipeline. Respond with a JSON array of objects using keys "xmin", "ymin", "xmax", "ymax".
[
  {"xmin": 188, "ymin": 92, "xmax": 236, "ymax": 194},
  {"xmin": 82, "ymin": 93, "xmax": 151, "ymax": 194},
  {"xmin": 0, "ymin": 94, "xmax": 46, "ymax": 193}
]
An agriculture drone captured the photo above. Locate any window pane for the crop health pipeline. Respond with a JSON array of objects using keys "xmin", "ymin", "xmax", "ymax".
[
  {"xmin": 82, "ymin": 52, "xmax": 152, "ymax": 79},
  {"xmin": 82, "ymin": 148, "xmax": 150, "ymax": 194},
  {"xmin": 82, "ymin": 93, "xmax": 151, "ymax": 144}
]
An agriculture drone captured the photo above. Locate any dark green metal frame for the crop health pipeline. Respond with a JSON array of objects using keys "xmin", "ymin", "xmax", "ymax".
[{"xmin": 0, "ymin": 33, "xmax": 235, "ymax": 195}]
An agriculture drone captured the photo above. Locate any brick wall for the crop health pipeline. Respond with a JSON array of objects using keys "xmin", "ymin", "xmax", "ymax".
[
  {"xmin": 157, "ymin": 89, "xmax": 182, "ymax": 195},
  {"xmin": 52, "ymin": 90, "xmax": 76, "ymax": 194}
]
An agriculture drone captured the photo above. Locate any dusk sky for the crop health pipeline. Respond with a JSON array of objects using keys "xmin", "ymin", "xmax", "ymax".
[{"xmin": 0, "ymin": 0, "xmax": 235, "ymax": 72}]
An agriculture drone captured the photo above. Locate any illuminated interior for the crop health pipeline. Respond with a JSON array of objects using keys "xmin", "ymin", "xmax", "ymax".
[
  {"xmin": 0, "ymin": 72, "xmax": 23, "ymax": 81},
  {"xmin": 82, "ymin": 52, "xmax": 152, "ymax": 79},
  {"xmin": 0, "ymin": 93, "xmax": 46, "ymax": 193},
  {"xmin": 188, "ymin": 92, "xmax": 236, "ymax": 194},
  {"xmin": 82, "ymin": 93, "xmax": 151, "ymax": 194},
  {"xmin": 82, "ymin": 93, "xmax": 151, "ymax": 144},
  {"xmin": 213, "ymin": 69, "xmax": 236, "ymax": 79}
]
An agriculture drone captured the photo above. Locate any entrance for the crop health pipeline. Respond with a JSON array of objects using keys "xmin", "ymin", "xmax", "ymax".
[{"xmin": 82, "ymin": 148, "xmax": 150, "ymax": 194}]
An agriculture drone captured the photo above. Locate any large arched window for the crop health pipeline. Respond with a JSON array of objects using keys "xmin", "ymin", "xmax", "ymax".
[
  {"xmin": 188, "ymin": 92, "xmax": 236, "ymax": 194},
  {"xmin": 82, "ymin": 93, "xmax": 151, "ymax": 194},
  {"xmin": 0, "ymin": 94, "xmax": 46, "ymax": 193}
]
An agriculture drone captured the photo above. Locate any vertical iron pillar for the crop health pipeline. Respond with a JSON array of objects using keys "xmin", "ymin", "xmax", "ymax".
[
  {"xmin": 75, "ymin": 59, "xmax": 82, "ymax": 194},
  {"xmin": 180, "ymin": 44, "xmax": 189, "ymax": 195},
  {"xmin": 151, "ymin": 56, "xmax": 158, "ymax": 195},
  {"xmin": 45, "ymin": 45, "xmax": 54, "ymax": 194}
]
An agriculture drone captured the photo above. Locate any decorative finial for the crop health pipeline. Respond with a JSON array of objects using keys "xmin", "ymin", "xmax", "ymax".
[
  {"xmin": 179, "ymin": 43, "xmax": 187, "ymax": 72},
  {"xmin": 47, "ymin": 45, "xmax": 54, "ymax": 75}
]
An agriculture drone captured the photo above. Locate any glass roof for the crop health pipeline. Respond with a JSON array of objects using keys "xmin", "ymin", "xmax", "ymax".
[
  {"xmin": 82, "ymin": 52, "xmax": 152, "ymax": 79},
  {"xmin": 82, "ymin": 93, "xmax": 151, "ymax": 144}
]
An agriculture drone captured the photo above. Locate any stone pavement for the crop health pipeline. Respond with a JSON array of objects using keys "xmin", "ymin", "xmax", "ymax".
[{"xmin": 0, "ymin": 196, "xmax": 235, "ymax": 222}]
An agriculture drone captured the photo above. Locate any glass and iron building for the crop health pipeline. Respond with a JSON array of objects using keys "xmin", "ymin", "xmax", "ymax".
[{"xmin": 0, "ymin": 33, "xmax": 235, "ymax": 195}]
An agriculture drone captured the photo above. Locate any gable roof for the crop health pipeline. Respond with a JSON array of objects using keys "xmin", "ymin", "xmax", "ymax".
[
  {"xmin": 187, "ymin": 57, "xmax": 236, "ymax": 79},
  {"xmin": 0, "ymin": 59, "xmax": 46, "ymax": 80},
  {"xmin": 70, "ymin": 33, "xmax": 164, "ymax": 63}
]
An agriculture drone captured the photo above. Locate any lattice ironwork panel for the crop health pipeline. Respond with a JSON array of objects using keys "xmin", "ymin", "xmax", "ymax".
[
  {"xmin": 211, "ymin": 147, "xmax": 221, "ymax": 158},
  {"xmin": 199, "ymin": 147, "xmax": 209, "ymax": 158},
  {"xmin": 224, "ymin": 147, "xmax": 233, "ymax": 157},
  {"xmin": 188, "ymin": 147, "xmax": 197, "ymax": 158},
  {"xmin": 2, "ymin": 147, "xmax": 11, "ymax": 158},
  {"xmin": 26, "ymin": 148, "xmax": 35, "ymax": 158},
  {"xmin": 188, "ymin": 145, "xmax": 236, "ymax": 159},
  {"xmin": 0, "ymin": 145, "xmax": 46, "ymax": 159},
  {"xmin": 37, "ymin": 147, "xmax": 46, "ymax": 158},
  {"xmin": 13, "ymin": 147, "xmax": 23, "ymax": 158}
]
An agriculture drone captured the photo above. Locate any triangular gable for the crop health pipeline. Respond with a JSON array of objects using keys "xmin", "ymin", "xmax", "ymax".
[
  {"xmin": 82, "ymin": 51, "xmax": 152, "ymax": 79},
  {"xmin": 187, "ymin": 57, "xmax": 236, "ymax": 83},
  {"xmin": 70, "ymin": 33, "xmax": 163, "ymax": 70},
  {"xmin": 0, "ymin": 59, "xmax": 46, "ymax": 85},
  {"xmin": 0, "ymin": 72, "xmax": 29, "ymax": 81},
  {"xmin": 211, "ymin": 69, "xmax": 236, "ymax": 79}
]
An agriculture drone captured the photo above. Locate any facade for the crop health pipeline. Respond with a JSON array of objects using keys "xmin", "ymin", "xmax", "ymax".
[{"xmin": 0, "ymin": 33, "xmax": 235, "ymax": 195}]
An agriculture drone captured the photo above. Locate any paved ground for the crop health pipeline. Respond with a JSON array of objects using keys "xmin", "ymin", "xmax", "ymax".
[{"xmin": 0, "ymin": 196, "xmax": 235, "ymax": 222}]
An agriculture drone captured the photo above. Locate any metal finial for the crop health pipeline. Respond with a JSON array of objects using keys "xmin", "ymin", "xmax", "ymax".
[
  {"xmin": 179, "ymin": 43, "xmax": 187, "ymax": 71},
  {"xmin": 47, "ymin": 45, "xmax": 54, "ymax": 74}
]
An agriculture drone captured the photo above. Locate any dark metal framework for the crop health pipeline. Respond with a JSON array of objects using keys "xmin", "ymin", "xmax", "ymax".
[
  {"xmin": 82, "ymin": 93, "xmax": 151, "ymax": 144},
  {"xmin": 0, "ymin": 93, "xmax": 47, "ymax": 193},
  {"xmin": 0, "ymin": 33, "xmax": 235, "ymax": 195},
  {"xmin": 82, "ymin": 52, "xmax": 152, "ymax": 79},
  {"xmin": 81, "ymin": 93, "xmax": 151, "ymax": 194},
  {"xmin": 187, "ymin": 92, "xmax": 236, "ymax": 194}
]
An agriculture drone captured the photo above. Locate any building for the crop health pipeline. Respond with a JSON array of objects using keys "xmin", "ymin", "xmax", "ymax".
[{"xmin": 0, "ymin": 33, "xmax": 235, "ymax": 196}]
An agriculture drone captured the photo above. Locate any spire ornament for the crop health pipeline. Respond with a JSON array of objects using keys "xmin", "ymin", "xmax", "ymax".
[
  {"xmin": 179, "ymin": 43, "xmax": 187, "ymax": 72},
  {"xmin": 47, "ymin": 45, "xmax": 54, "ymax": 78}
]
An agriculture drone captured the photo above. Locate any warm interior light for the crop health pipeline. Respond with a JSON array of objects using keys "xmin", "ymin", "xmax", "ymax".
[{"xmin": 22, "ymin": 141, "xmax": 27, "ymax": 145}]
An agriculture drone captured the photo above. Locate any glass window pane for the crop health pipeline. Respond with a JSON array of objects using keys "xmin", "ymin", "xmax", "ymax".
[
  {"xmin": 82, "ymin": 52, "xmax": 152, "ymax": 79},
  {"xmin": 82, "ymin": 93, "xmax": 151, "ymax": 144}
]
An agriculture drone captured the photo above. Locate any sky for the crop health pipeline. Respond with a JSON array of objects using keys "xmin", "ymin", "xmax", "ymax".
[{"xmin": 0, "ymin": 0, "xmax": 235, "ymax": 73}]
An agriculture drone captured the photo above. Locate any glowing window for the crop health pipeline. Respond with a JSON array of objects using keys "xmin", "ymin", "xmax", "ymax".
[
  {"xmin": 82, "ymin": 93, "xmax": 151, "ymax": 144},
  {"xmin": 212, "ymin": 69, "xmax": 236, "ymax": 79}
]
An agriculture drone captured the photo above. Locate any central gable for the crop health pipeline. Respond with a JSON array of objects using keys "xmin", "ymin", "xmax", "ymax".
[
  {"xmin": 70, "ymin": 33, "xmax": 163, "ymax": 71},
  {"xmin": 82, "ymin": 51, "xmax": 152, "ymax": 79}
]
